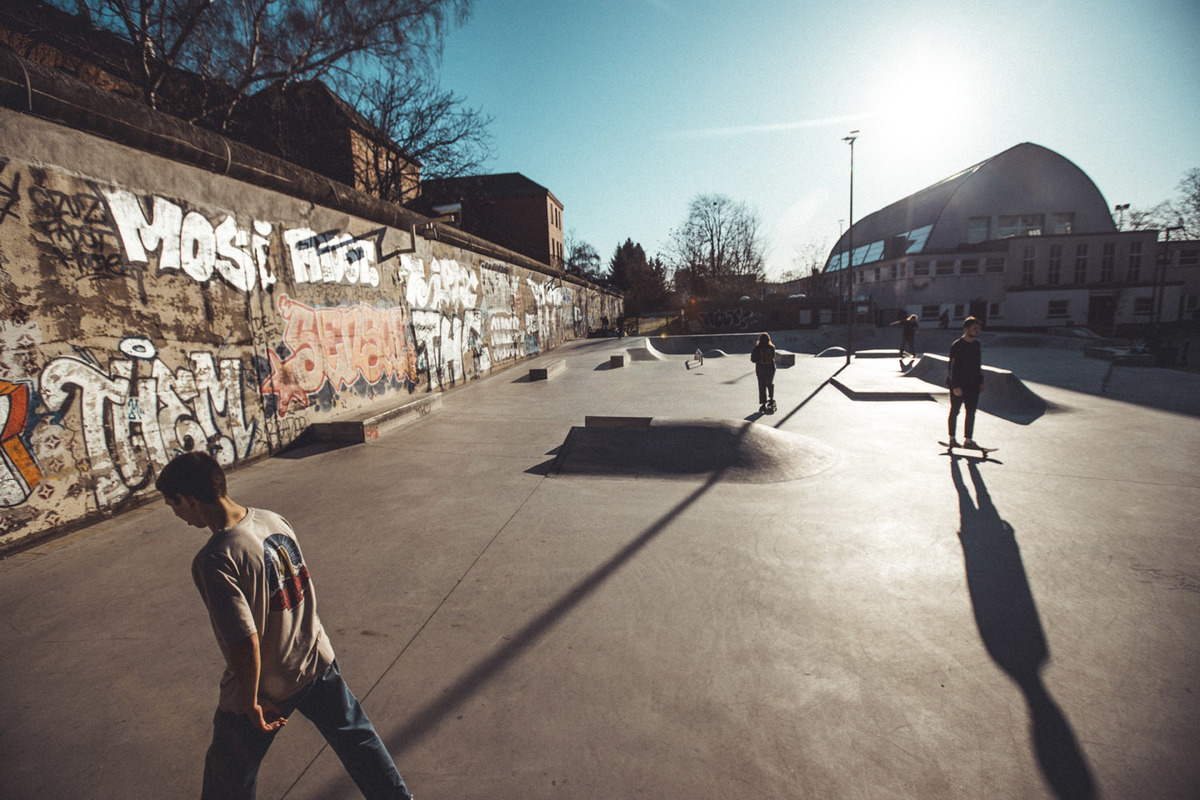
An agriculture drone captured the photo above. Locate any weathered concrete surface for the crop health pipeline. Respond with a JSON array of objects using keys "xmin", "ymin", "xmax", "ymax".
[
  {"xmin": 0, "ymin": 109, "xmax": 621, "ymax": 550},
  {"xmin": 1, "ymin": 335, "xmax": 1198, "ymax": 800}
]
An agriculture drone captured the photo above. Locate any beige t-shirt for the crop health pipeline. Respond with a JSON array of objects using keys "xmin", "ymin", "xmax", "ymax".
[{"xmin": 192, "ymin": 507, "xmax": 335, "ymax": 710}]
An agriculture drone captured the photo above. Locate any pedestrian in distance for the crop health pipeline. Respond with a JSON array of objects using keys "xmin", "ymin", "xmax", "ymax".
[
  {"xmin": 947, "ymin": 316, "xmax": 985, "ymax": 449},
  {"xmin": 156, "ymin": 451, "xmax": 414, "ymax": 800},
  {"xmin": 891, "ymin": 313, "xmax": 919, "ymax": 359},
  {"xmin": 750, "ymin": 332, "xmax": 777, "ymax": 413}
]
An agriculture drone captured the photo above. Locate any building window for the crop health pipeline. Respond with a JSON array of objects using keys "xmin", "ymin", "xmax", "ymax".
[
  {"xmin": 1180, "ymin": 249, "xmax": 1200, "ymax": 268},
  {"xmin": 968, "ymin": 217, "xmax": 990, "ymax": 243},
  {"xmin": 985, "ymin": 257, "xmax": 1005, "ymax": 273},
  {"xmin": 988, "ymin": 302, "xmax": 1002, "ymax": 318},
  {"xmin": 1073, "ymin": 243, "xmax": 1088, "ymax": 284},
  {"xmin": 920, "ymin": 305, "xmax": 941, "ymax": 321},
  {"xmin": 960, "ymin": 259, "xmax": 980, "ymax": 275},
  {"xmin": 912, "ymin": 261, "xmax": 930, "ymax": 276},
  {"xmin": 936, "ymin": 259, "xmax": 955, "ymax": 276},
  {"xmin": 888, "ymin": 264, "xmax": 897, "ymax": 280},
  {"xmin": 1101, "ymin": 242, "xmax": 1115, "ymax": 282},
  {"xmin": 897, "ymin": 262, "xmax": 907, "ymax": 278},
  {"xmin": 1133, "ymin": 296, "xmax": 1154, "ymax": 316},
  {"xmin": 1021, "ymin": 245, "xmax": 1036, "ymax": 286},
  {"xmin": 998, "ymin": 214, "xmax": 1045, "ymax": 238},
  {"xmin": 1048, "ymin": 245, "xmax": 1062, "ymax": 285},
  {"xmin": 1047, "ymin": 300, "xmax": 1070, "ymax": 318},
  {"xmin": 1052, "ymin": 213, "xmax": 1075, "ymax": 235},
  {"xmin": 1128, "ymin": 242, "xmax": 1142, "ymax": 281},
  {"xmin": 954, "ymin": 304, "xmax": 965, "ymax": 319},
  {"xmin": 873, "ymin": 267, "xmax": 880, "ymax": 281}
]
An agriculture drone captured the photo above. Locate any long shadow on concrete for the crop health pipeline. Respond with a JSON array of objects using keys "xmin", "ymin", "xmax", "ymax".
[
  {"xmin": 297, "ymin": 457, "xmax": 737, "ymax": 798},
  {"xmin": 951, "ymin": 459, "xmax": 1096, "ymax": 800}
]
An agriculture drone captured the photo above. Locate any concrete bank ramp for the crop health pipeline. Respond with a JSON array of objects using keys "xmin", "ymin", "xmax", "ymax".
[
  {"xmin": 552, "ymin": 418, "xmax": 836, "ymax": 483},
  {"xmin": 625, "ymin": 337, "xmax": 670, "ymax": 361},
  {"xmin": 905, "ymin": 353, "xmax": 1048, "ymax": 424}
]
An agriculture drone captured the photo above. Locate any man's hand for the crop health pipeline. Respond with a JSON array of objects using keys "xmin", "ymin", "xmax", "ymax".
[
  {"xmin": 952, "ymin": 388, "xmax": 962, "ymax": 396},
  {"xmin": 248, "ymin": 701, "xmax": 287, "ymax": 733}
]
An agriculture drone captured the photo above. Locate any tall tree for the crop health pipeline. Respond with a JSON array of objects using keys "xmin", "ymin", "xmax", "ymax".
[
  {"xmin": 608, "ymin": 239, "xmax": 669, "ymax": 316},
  {"xmin": 666, "ymin": 193, "xmax": 765, "ymax": 300}
]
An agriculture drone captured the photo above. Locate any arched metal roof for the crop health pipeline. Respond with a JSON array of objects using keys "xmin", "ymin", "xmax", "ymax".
[{"xmin": 824, "ymin": 142, "xmax": 1115, "ymax": 271}]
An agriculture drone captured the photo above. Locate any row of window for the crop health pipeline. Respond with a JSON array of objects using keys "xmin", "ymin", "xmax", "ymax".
[
  {"xmin": 967, "ymin": 213, "xmax": 1075, "ymax": 243},
  {"xmin": 855, "ymin": 257, "xmax": 1006, "ymax": 283},
  {"xmin": 917, "ymin": 304, "xmax": 1002, "ymax": 321},
  {"xmin": 1019, "ymin": 242, "xmax": 1142, "ymax": 287},
  {"xmin": 1046, "ymin": 297, "xmax": 1157, "ymax": 319}
]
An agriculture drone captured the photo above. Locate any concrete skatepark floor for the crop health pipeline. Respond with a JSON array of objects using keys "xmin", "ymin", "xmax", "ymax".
[{"xmin": 1, "ymin": 334, "xmax": 1197, "ymax": 800}]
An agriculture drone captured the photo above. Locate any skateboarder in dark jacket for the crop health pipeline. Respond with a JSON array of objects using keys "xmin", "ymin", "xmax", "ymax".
[
  {"xmin": 750, "ymin": 333, "xmax": 776, "ymax": 412},
  {"xmin": 947, "ymin": 316, "xmax": 985, "ymax": 448},
  {"xmin": 891, "ymin": 314, "xmax": 919, "ymax": 358}
]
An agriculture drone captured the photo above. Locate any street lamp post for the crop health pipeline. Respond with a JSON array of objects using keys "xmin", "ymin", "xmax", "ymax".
[
  {"xmin": 1114, "ymin": 203, "xmax": 1130, "ymax": 231},
  {"xmin": 843, "ymin": 130, "xmax": 859, "ymax": 366}
]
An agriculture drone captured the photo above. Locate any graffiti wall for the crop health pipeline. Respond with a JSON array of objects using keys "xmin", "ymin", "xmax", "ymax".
[{"xmin": 0, "ymin": 111, "xmax": 621, "ymax": 551}]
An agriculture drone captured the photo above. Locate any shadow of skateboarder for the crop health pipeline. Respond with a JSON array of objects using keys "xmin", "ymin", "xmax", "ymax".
[{"xmin": 951, "ymin": 458, "xmax": 1097, "ymax": 800}]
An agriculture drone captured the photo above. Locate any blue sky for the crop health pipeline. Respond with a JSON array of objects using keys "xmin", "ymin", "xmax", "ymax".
[{"xmin": 438, "ymin": 0, "xmax": 1200, "ymax": 280}]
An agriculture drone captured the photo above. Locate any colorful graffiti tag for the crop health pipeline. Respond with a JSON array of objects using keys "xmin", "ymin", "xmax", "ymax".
[
  {"xmin": 37, "ymin": 339, "xmax": 257, "ymax": 506},
  {"xmin": 259, "ymin": 295, "xmax": 418, "ymax": 417},
  {"xmin": 0, "ymin": 380, "xmax": 42, "ymax": 507}
]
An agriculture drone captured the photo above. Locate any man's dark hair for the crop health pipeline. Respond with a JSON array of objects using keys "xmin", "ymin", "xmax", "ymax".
[
  {"xmin": 963, "ymin": 315, "xmax": 982, "ymax": 329},
  {"xmin": 155, "ymin": 451, "xmax": 227, "ymax": 504}
]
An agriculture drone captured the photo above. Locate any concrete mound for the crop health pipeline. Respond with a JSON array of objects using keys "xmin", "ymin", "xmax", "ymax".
[
  {"xmin": 905, "ymin": 353, "xmax": 1048, "ymax": 424},
  {"xmin": 817, "ymin": 346, "xmax": 847, "ymax": 358},
  {"xmin": 552, "ymin": 418, "xmax": 837, "ymax": 483}
]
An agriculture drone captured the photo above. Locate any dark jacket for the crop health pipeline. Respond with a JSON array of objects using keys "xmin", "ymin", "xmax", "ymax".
[{"xmin": 947, "ymin": 336, "xmax": 982, "ymax": 389}]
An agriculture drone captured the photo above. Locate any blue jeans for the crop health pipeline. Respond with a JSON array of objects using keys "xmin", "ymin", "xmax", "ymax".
[{"xmin": 201, "ymin": 660, "xmax": 412, "ymax": 800}]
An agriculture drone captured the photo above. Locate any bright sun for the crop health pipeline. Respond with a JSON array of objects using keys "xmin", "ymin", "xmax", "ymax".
[{"xmin": 867, "ymin": 51, "xmax": 978, "ymax": 169}]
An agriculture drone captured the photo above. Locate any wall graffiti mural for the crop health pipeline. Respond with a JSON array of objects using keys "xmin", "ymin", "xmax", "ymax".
[
  {"xmin": 37, "ymin": 339, "xmax": 258, "ymax": 507},
  {"xmin": 282, "ymin": 227, "xmax": 392, "ymax": 288},
  {"xmin": 0, "ymin": 379, "xmax": 42, "ymax": 507},
  {"xmin": 702, "ymin": 307, "xmax": 763, "ymax": 331},
  {"xmin": 0, "ymin": 147, "xmax": 621, "ymax": 549},
  {"xmin": 104, "ymin": 189, "xmax": 277, "ymax": 292},
  {"xmin": 259, "ymin": 295, "xmax": 417, "ymax": 417},
  {"xmin": 401, "ymin": 254, "xmax": 489, "ymax": 389}
]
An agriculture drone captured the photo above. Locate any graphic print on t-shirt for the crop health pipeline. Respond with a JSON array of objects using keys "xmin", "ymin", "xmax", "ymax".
[{"xmin": 264, "ymin": 533, "xmax": 312, "ymax": 612}]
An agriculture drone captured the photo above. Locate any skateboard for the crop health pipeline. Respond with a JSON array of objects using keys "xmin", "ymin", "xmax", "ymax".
[{"xmin": 938, "ymin": 441, "xmax": 997, "ymax": 459}]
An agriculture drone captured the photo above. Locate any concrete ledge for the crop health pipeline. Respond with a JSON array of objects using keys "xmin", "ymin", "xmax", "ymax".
[
  {"xmin": 529, "ymin": 359, "xmax": 567, "ymax": 381},
  {"xmin": 1085, "ymin": 347, "xmax": 1156, "ymax": 366},
  {"xmin": 775, "ymin": 351, "xmax": 796, "ymax": 367},
  {"xmin": 309, "ymin": 393, "xmax": 442, "ymax": 443},
  {"xmin": 610, "ymin": 354, "xmax": 625, "ymax": 368},
  {"xmin": 585, "ymin": 415, "xmax": 653, "ymax": 428}
]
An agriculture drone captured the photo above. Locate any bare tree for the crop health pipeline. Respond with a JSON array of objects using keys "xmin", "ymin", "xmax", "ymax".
[
  {"xmin": 1125, "ymin": 167, "xmax": 1200, "ymax": 240},
  {"xmin": 354, "ymin": 72, "xmax": 493, "ymax": 187},
  {"xmin": 50, "ymin": 0, "xmax": 473, "ymax": 128},
  {"xmin": 666, "ymin": 193, "xmax": 765, "ymax": 300},
  {"xmin": 564, "ymin": 230, "xmax": 602, "ymax": 281}
]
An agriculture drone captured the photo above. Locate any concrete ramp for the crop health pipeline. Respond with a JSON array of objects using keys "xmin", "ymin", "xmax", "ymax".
[
  {"xmin": 552, "ymin": 418, "xmax": 836, "ymax": 483},
  {"xmin": 626, "ymin": 338, "xmax": 671, "ymax": 361},
  {"xmin": 906, "ymin": 353, "xmax": 1048, "ymax": 424}
]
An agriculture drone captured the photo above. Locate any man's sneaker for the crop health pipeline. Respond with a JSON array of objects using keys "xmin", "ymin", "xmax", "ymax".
[
  {"xmin": 963, "ymin": 438, "xmax": 978, "ymax": 449},
  {"xmin": 759, "ymin": 404, "xmax": 767, "ymax": 413},
  {"xmin": 948, "ymin": 438, "xmax": 960, "ymax": 448}
]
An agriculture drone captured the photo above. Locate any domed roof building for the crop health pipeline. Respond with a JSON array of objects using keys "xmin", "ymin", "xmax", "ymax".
[{"xmin": 822, "ymin": 142, "xmax": 1189, "ymax": 334}]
